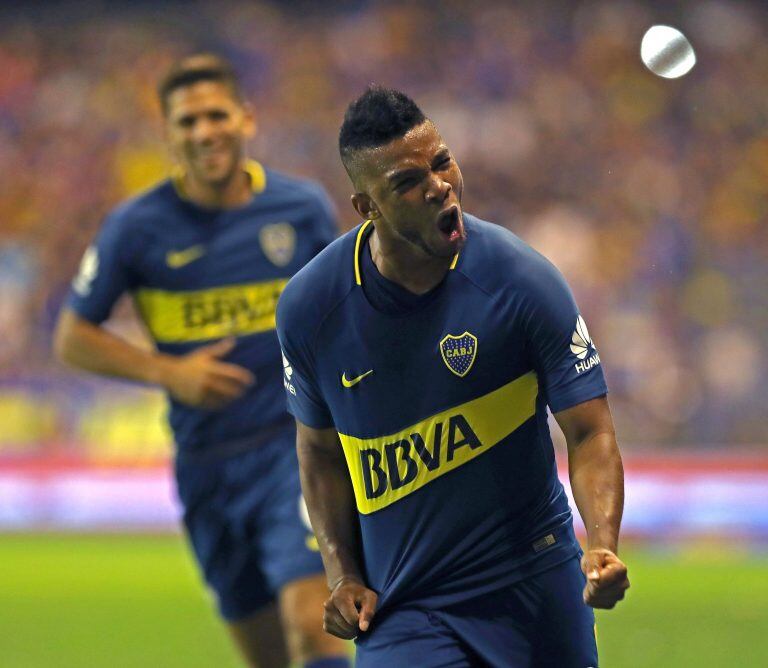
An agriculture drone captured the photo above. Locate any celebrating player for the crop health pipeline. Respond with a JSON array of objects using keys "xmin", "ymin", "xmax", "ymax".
[
  {"xmin": 54, "ymin": 55, "xmax": 350, "ymax": 668},
  {"xmin": 276, "ymin": 87, "xmax": 629, "ymax": 666}
]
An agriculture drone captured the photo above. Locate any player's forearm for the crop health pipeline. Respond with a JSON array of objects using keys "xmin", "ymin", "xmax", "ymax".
[
  {"xmin": 54, "ymin": 309, "xmax": 172, "ymax": 387},
  {"xmin": 567, "ymin": 432, "xmax": 624, "ymax": 554},
  {"xmin": 297, "ymin": 438, "xmax": 365, "ymax": 588},
  {"xmin": 302, "ymin": 470, "xmax": 364, "ymax": 587}
]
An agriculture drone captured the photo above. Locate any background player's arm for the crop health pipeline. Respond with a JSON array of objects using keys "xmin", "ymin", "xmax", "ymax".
[
  {"xmin": 295, "ymin": 420, "xmax": 377, "ymax": 638},
  {"xmin": 555, "ymin": 395, "xmax": 630, "ymax": 609},
  {"xmin": 54, "ymin": 309, "xmax": 253, "ymax": 409}
]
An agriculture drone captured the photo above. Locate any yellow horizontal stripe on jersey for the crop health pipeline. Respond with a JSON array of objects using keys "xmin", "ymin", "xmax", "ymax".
[
  {"xmin": 338, "ymin": 371, "xmax": 538, "ymax": 515},
  {"xmin": 135, "ymin": 278, "xmax": 288, "ymax": 343}
]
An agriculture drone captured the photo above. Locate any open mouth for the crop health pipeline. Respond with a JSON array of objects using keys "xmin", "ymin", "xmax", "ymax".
[
  {"xmin": 437, "ymin": 205, "xmax": 463, "ymax": 243},
  {"xmin": 200, "ymin": 150, "xmax": 227, "ymax": 164}
]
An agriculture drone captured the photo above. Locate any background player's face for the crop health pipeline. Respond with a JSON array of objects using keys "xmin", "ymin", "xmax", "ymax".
[
  {"xmin": 354, "ymin": 121, "xmax": 465, "ymax": 259},
  {"xmin": 165, "ymin": 80, "xmax": 255, "ymax": 187}
]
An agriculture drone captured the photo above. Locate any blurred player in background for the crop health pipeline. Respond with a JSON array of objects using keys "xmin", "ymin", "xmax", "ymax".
[
  {"xmin": 54, "ymin": 55, "xmax": 350, "ymax": 668},
  {"xmin": 277, "ymin": 87, "xmax": 629, "ymax": 666}
]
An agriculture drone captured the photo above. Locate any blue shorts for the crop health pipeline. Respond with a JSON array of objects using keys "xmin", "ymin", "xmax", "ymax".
[
  {"xmin": 174, "ymin": 425, "xmax": 324, "ymax": 621},
  {"xmin": 355, "ymin": 556, "xmax": 598, "ymax": 668}
]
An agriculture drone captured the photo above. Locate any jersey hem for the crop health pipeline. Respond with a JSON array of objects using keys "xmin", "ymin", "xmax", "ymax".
[
  {"xmin": 286, "ymin": 405, "xmax": 335, "ymax": 431},
  {"xmin": 547, "ymin": 385, "xmax": 608, "ymax": 414},
  {"xmin": 65, "ymin": 302, "xmax": 110, "ymax": 326},
  {"xmin": 372, "ymin": 540, "xmax": 581, "ymax": 614}
]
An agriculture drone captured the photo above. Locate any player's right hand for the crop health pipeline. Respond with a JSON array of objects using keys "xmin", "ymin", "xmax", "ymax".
[
  {"xmin": 323, "ymin": 576, "xmax": 378, "ymax": 639},
  {"xmin": 160, "ymin": 338, "xmax": 255, "ymax": 409},
  {"xmin": 581, "ymin": 548, "xmax": 630, "ymax": 609}
]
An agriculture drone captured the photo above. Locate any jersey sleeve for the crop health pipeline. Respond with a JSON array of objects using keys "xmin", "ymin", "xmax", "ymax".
[
  {"xmin": 276, "ymin": 283, "xmax": 334, "ymax": 429},
  {"xmin": 66, "ymin": 211, "xmax": 138, "ymax": 324},
  {"xmin": 520, "ymin": 254, "xmax": 607, "ymax": 413}
]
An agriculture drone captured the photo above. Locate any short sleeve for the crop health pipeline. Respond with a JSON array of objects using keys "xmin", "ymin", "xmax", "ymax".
[
  {"xmin": 276, "ymin": 289, "xmax": 334, "ymax": 429},
  {"xmin": 66, "ymin": 212, "xmax": 137, "ymax": 323},
  {"xmin": 520, "ymin": 256, "xmax": 607, "ymax": 413}
]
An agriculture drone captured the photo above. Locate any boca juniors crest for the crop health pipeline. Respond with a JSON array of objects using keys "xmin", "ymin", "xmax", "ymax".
[
  {"xmin": 439, "ymin": 332, "xmax": 478, "ymax": 377},
  {"xmin": 259, "ymin": 222, "xmax": 296, "ymax": 267}
]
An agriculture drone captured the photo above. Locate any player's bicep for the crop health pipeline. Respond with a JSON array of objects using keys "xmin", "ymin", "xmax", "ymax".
[
  {"xmin": 554, "ymin": 395, "xmax": 615, "ymax": 451},
  {"xmin": 53, "ymin": 308, "xmax": 93, "ymax": 362},
  {"xmin": 296, "ymin": 420, "xmax": 343, "ymax": 459}
]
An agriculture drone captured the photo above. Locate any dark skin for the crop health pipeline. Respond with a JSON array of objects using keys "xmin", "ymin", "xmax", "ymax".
[
  {"xmin": 299, "ymin": 120, "xmax": 628, "ymax": 640},
  {"xmin": 296, "ymin": 422, "xmax": 377, "ymax": 639},
  {"xmin": 557, "ymin": 396, "xmax": 630, "ymax": 609},
  {"xmin": 349, "ymin": 120, "xmax": 466, "ymax": 294}
]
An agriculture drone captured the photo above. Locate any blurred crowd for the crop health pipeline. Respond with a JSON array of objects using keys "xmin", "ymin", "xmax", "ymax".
[{"xmin": 1, "ymin": 0, "xmax": 766, "ymax": 455}]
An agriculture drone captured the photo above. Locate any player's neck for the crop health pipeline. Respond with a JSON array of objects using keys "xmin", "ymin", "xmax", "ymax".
[
  {"xmin": 183, "ymin": 168, "xmax": 252, "ymax": 209},
  {"xmin": 369, "ymin": 228, "xmax": 451, "ymax": 295}
]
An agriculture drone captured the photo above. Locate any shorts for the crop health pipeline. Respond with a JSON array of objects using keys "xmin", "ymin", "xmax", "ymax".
[
  {"xmin": 174, "ymin": 425, "xmax": 324, "ymax": 621},
  {"xmin": 355, "ymin": 556, "xmax": 598, "ymax": 668}
]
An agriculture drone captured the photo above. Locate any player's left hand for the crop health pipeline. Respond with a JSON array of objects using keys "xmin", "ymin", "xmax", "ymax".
[{"xmin": 581, "ymin": 548, "xmax": 629, "ymax": 609}]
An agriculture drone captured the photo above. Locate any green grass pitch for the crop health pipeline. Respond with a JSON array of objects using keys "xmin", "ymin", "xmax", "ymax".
[{"xmin": 0, "ymin": 534, "xmax": 766, "ymax": 667}]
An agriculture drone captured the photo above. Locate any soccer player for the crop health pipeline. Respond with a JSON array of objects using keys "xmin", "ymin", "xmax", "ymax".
[
  {"xmin": 276, "ymin": 87, "xmax": 629, "ymax": 667},
  {"xmin": 54, "ymin": 55, "xmax": 350, "ymax": 668}
]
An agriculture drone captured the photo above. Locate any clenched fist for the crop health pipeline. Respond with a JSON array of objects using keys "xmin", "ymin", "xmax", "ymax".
[{"xmin": 581, "ymin": 548, "xmax": 630, "ymax": 609}]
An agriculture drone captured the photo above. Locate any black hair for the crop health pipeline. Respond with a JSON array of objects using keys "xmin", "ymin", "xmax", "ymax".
[
  {"xmin": 339, "ymin": 86, "xmax": 426, "ymax": 173},
  {"xmin": 157, "ymin": 53, "xmax": 243, "ymax": 115}
]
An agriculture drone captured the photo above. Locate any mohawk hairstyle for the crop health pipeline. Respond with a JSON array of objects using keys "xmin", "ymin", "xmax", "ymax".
[
  {"xmin": 339, "ymin": 86, "xmax": 426, "ymax": 174},
  {"xmin": 157, "ymin": 53, "xmax": 243, "ymax": 115}
]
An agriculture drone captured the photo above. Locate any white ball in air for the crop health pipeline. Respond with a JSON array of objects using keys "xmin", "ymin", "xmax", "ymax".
[{"xmin": 641, "ymin": 25, "xmax": 696, "ymax": 79}]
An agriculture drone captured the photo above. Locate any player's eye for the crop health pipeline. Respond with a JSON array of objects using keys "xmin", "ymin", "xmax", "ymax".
[
  {"xmin": 209, "ymin": 110, "xmax": 229, "ymax": 121},
  {"xmin": 435, "ymin": 156, "xmax": 451, "ymax": 170},
  {"xmin": 178, "ymin": 116, "xmax": 195, "ymax": 128},
  {"xmin": 395, "ymin": 177, "xmax": 419, "ymax": 192}
]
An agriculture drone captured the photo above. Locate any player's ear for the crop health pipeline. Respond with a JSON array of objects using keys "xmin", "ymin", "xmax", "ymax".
[
  {"xmin": 351, "ymin": 193, "xmax": 380, "ymax": 221},
  {"xmin": 242, "ymin": 102, "xmax": 257, "ymax": 139}
]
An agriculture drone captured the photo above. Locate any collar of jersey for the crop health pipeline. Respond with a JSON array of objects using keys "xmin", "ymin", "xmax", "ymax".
[
  {"xmin": 171, "ymin": 159, "xmax": 266, "ymax": 201},
  {"xmin": 354, "ymin": 219, "xmax": 460, "ymax": 286}
]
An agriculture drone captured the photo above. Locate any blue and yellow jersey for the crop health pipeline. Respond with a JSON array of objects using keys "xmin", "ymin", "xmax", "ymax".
[
  {"xmin": 276, "ymin": 215, "xmax": 607, "ymax": 609},
  {"xmin": 67, "ymin": 161, "xmax": 337, "ymax": 455}
]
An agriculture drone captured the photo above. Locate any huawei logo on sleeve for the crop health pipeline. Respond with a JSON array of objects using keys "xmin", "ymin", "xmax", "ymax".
[
  {"xmin": 282, "ymin": 352, "xmax": 296, "ymax": 395},
  {"xmin": 73, "ymin": 246, "xmax": 99, "ymax": 296},
  {"xmin": 570, "ymin": 315, "xmax": 601, "ymax": 373}
]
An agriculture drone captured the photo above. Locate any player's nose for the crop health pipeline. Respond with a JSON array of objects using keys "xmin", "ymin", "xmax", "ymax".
[
  {"xmin": 425, "ymin": 173, "xmax": 451, "ymax": 203},
  {"xmin": 191, "ymin": 118, "xmax": 218, "ymax": 144}
]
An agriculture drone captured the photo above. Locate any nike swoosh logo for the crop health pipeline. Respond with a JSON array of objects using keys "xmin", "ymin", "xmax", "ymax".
[
  {"xmin": 341, "ymin": 369, "xmax": 374, "ymax": 388},
  {"xmin": 166, "ymin": 245, "xmax": 205, "ymax": 268}
]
